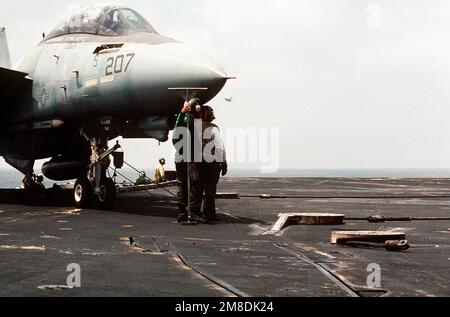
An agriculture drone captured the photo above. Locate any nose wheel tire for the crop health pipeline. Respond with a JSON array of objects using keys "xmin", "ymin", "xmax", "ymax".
[
  {"xmin": 96, "ymin": 178, "xmax": 117, "ymax": 210},
  {"xmin": 74, "ymin": 178, "xmax": 93, "ymax": 208}
]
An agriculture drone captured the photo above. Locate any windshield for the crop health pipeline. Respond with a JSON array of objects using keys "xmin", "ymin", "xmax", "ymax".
[
  {"xmin": 45, "ymin": 5, "xmax": 156, "ymax": 40},
  {"xmin": 98, "ymin": 8, "xmax": 155, "ymax": 36}
]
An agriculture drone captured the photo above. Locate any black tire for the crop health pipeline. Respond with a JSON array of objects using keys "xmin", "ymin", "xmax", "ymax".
[
  {"xmin": 74, "ymin": 178, "xmax": 92, "ymax": 208},
  {"xmin": 96, "ymin": 178, "xmax": 117, "ymax": 210}
]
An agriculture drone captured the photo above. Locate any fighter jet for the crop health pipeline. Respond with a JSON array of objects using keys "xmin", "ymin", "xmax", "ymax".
[
  {"xmin": 225, "ymin": 97, "xmax": 233, "ymax": 103},
  {"xmin": 0, "ymin": 4, "xmax": 230, "ymax": 209}
]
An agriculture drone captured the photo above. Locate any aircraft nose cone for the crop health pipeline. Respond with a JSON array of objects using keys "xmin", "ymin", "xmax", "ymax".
[
  {"xmin": 161, "ymin": 44, "xmax": 229, "ymax": 101},
  {"xmin": 128, "ymin": 43, "xmax": 229, "ymax": 113},
  {"xmin": 172, "ymin": 58, "xmax": 228, "ymax": 97}
]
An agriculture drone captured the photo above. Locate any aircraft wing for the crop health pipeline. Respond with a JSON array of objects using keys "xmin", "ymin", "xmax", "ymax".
[{"xmin": 0, "ymin": 67, "xmax": 31, "ymax": 109}]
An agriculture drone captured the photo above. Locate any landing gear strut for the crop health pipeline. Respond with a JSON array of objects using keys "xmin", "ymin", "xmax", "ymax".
[{"xmin": 73, "ymin": 138, "xmax": 121, "ymax": 210}]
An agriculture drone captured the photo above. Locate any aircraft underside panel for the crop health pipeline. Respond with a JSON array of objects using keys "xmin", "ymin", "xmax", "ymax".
[
  {"xmin": 0, "ymin": 129, "xmax": 90, "ymax": 161},
  {"xmin": 3, "ymin": 157, "xmax": 34, "ymax": 177}
]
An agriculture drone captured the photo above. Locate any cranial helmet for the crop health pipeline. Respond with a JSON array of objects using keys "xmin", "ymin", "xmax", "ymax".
[{"xmin": 201, "ymin": 105, "xmax": 215, "ymax": 122}]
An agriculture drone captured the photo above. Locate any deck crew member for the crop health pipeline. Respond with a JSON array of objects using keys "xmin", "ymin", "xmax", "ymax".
[
  {"xmin": 154, "ymin": 158, "xmax": 167, "ymax": 183},
  {"xmin": 173, "ymin": 100, "xmax": 203, "ymax": 223},
  {"xmin": 197, "ymin": 106, "xmax": 228, "ymax": 223}
]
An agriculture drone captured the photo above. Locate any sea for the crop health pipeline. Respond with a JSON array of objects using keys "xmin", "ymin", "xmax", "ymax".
[{"xmin": 1, "ymin": 168, "xmax": 450, "ymax": 188}]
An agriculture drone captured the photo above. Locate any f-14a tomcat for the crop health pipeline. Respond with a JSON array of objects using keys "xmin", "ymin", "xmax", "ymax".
[{"xmin": 0, "ymin": 4, "xmax": 230, "ymax": 209}]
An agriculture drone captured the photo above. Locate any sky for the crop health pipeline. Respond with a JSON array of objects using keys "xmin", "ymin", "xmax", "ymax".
[{"xmin": 0, "ymin": 0, "xmax": 449, "ymax": 173}]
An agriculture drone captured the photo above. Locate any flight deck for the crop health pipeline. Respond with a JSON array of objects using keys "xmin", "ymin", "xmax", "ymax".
[{"xmin": 1, "ymin": 177, "xmax": 450, "ymax": 297}]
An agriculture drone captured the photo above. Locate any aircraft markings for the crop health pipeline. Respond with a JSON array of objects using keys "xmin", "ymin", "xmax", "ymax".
[{"xmin": 105, "ymin": 53, "xmax": 135, "ymax": 76}]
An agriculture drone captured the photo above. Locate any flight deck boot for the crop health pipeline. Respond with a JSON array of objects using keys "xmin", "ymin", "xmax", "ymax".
[{"xmin": 177, "ymin": 207, "xmax": 189, "ymax": 223}]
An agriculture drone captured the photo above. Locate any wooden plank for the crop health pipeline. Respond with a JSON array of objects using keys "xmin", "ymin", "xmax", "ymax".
[
  {"xmin": 216, "ymin": 192, "xmax": 240, "ymax": 199},
  {"xmin": 117, "ymin": 180, "xmax": 178, "ymax": 193},
  {"xmin": 331, "ymin": 231, "xmax": 406, "ymax": 245},
  {"xmin": 263, "ymin": 214, "xmax": 292, "ymax": 235},
  {"xmin": 295, "ymin": 213, "xmax": 346, "ymax": 225},
  {"xmin": 264, "ymin": 213, "xmax": 346, "ymax": 235}
]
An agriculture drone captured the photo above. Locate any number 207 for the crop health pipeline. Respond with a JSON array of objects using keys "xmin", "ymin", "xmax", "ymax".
[{"xmin": 106, "ymin": 53, "xmax": 135, "ymax": 76}]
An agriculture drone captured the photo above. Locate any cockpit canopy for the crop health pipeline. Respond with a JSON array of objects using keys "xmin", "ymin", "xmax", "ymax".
[{"xmin": 45, "ymin": 5, "xmax": 156, "ymax": 40}]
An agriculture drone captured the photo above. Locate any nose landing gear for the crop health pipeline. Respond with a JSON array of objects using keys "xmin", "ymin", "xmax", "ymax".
[
  {"xmin": 96, "ymin": 178, "xmax": 117, "ymax": 210},
  {"xmin": 73, "ymin": 139, "xmax": 121, "ymax": 210},
  {"xmin": 74, "ymin": 177, "xmax": 92, "ymax": 208}
]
